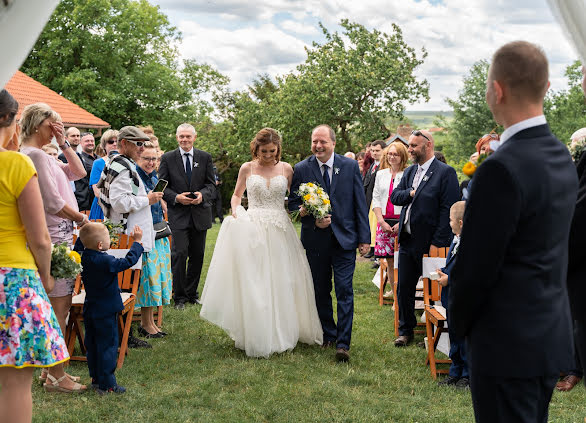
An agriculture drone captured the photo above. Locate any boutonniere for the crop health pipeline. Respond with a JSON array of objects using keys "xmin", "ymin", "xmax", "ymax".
[
  {"xmin": 193, "ymin": 162, "xmax": 199, "ymax": 168},
  {"xmin": 422, "ymin": 175, "xmax": 429, "ymax": 182},
  {"xmin": 334, "ymin": 167, "xmax": 340, "ymax": 175}
]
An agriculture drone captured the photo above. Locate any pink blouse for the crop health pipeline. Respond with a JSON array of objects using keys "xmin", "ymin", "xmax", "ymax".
[
  {"xmin": 20, "ymin": 146, "xmax": 83, "ymax": 237},
  {"xmin": 384, "ymin": 177, "xmax": 401, "ymax": 219}
]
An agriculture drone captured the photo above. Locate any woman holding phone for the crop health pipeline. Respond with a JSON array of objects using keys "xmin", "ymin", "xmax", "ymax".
[{"xmin": 135, "ymin": 142, "xmax": 172, "ymax": 337}]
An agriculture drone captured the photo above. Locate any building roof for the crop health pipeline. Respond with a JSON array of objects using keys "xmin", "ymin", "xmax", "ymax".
[
  {"xmin": 386, "ymin": 134, "xmax": 408, "ymax": 146},
  {"xmin": 5, "ymin": 71, "xmax": 109, "ymax": 129}
]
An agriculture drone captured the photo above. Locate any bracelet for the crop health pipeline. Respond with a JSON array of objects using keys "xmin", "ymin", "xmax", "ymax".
[
  {"xmin": 59, "ymin": 140, "xmax": 71, "ymax": 150},
  {"xmin": 76, "ymin": 214, "xmax": 87, "ymax": 225}
]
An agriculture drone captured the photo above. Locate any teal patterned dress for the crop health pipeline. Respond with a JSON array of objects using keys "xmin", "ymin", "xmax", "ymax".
[{"xmin": 0, "ymin": 268, "xmax": 69, "ymax": 368}]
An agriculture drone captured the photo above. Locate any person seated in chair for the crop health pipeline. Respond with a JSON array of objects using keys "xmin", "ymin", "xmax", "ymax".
[
  {"xmin": 79, "ymin": 222, "xmax": 144, "ymax": 394},
  {"xmin": 436, "ymin": 201, "xmax": 469, "ymax": 389}
]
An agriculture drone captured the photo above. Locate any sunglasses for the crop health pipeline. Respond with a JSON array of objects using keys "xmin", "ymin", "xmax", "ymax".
[
  {"xmin": 106, "ymin": 139, "xmax": 117, "ymax": 145},
  {"xmin": 127, "ymin": 139, "xmax": 145, "ymax": 147},
  {"xmin": 412, "ymin": 130, "xmax": 431, "ymax": 142}
]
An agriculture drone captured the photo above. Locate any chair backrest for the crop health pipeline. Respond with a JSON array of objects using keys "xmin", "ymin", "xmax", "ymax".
[
  {"xmin": 113, "ymin": 234, "xmax": 141, "ymax": 292},
  {"xmin": 113, "ymin": 233, "xmax": 134, "ymax": 249},
  {"xmin": 422, "ymin": 246, "xmax": 448, "ymax": 304}
]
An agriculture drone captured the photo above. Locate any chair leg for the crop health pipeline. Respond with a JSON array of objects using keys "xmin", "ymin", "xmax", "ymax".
[
  {"xmin": 393, "ymin": 279, "xmax": 399, "ymax": 337},
  {"xmin": 379, "ymin": 260, "xmax": 387, "ymax": 306},
  {"xmin": 425, "ymin": 312, "xmax": 438, "ymax": 379},
  {"xmin": 117, "ymin": 302, "xmax": 134, "ymax": 369}
]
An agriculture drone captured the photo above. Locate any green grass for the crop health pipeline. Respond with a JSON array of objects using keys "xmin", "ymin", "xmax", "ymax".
[{"xmin": 31, "ymin": 223, "xmax": 586, "ymax": 422}]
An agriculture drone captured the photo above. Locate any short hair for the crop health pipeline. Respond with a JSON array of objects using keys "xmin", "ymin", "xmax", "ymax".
[
  {"xmin": 250, "ymin": 128, "xmax": 282, "ymax": 162},
  {"xmin": 94, "ymin": 144, "xmax": 105, "ymax": 157},
  {"xmin": 344, "ymin": 152, "xmax": 356, "ymax": 160},
  {"xmin": 79, "ymin": 222, "xmax": 109, "ymax": 249},
  {"xmin": 65, "ymin": 127, "xmax": 80, "ymax": 137},
  {"xmin": 149, "ymin": 135, "xmax": 158, "ymax": 143},
  {"xmin": 0, "ymin": 89, "xmax": 18, "ymax": 129},
  {"xmin": 434, "ymin": 151, "xmax": 447, "ymax": 164},
  {"xmin": 450, "ymin": 201, "xmax": 466, "ymax": 222},
  {"xmin": 138, "ymin": 125, "xmax": 154, "ymax": 136},
  {"xmin": 570, "ymin": 128, "xmax": 586, "ymax": 143},
  {"xmin": 19, "ymin": 103, "xmax": 62, "ymax": 142},
  {"xmin": 312, "ymin": 124, "xmax": 336, "ymax": 142},
  {"xmin": 142, "ymin": 141, "xmax": 156, "ymax": 150},
  {"xmin": 380, "ymin": 141, "xmax": 409, "ymax": 171},
  {"xmin": 371, "ymin": 140, "xmax": 386, "ymax": 149},
  {"xmin": 99, "ymin": 129, "xmax": 119, "ymax": 151},
  {"xmin": 176, "ymin": 123, "xmax": 196, "ymax": 136},
  {"xmin": 490, "ymin": 41, "xmax": 549, "ymax": 103},
  {"xmin": 356, "ymin": 151, "xmax": 366, "ymax": 160},
  {"xmin": 80, "ymin": 132, "xmax": 94, "ymax": 140},
  {"xmin": 41, "ymin": 143, "xmax": 58, "ymax": 153}
]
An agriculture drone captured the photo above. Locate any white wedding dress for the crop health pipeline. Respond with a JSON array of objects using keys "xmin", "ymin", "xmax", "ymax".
[{"xmin": 200, "ymin": 173, "xmax": 323, "ymax": 357}]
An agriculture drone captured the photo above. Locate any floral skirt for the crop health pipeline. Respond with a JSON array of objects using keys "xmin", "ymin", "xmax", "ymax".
[
  {"xmin": 135, "ymin": 237, "xmax": 172, "ymax": 308},
  {"xmin": 374, "ymin": 223, "xmax": 397, "ymax": 258},
  {"xmin": 0, "ymin": 268, "xmax": 69, "ymax": 368}
]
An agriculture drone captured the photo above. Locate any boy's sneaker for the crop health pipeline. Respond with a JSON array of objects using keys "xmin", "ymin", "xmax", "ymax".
[
  {"xmin": 437, "ymin": 376, "xmax": 459, "ymax": 387},
  {"xmin": 455, "ymin": 377, "xmax": 470, "ymax": 389},
  {"xmin": 128, "ymin": 335, "xmax": 152, "ymax": 349},
  {"xmin": 97, "ymin": 384, "xmax": 126, "ymax": 395}
]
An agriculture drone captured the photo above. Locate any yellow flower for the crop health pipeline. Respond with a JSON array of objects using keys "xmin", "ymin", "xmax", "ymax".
[
  {"xmin": 462, "ymin": 162, "xmax": 477, "ymax": 177},
  {"xmin": 323, "ymin": 199, "xmax": 330, "ymax": 205},
  {"xmin": 307, "ymin": 182, "xmax": 314, "ymax": 187},
  {"xmin": 68, "ymin": 251, "xmax": 81, "ymax": 264},
  {"xmin": 303, "ymin": 194, "xmax": 311, "ymax": 201}
]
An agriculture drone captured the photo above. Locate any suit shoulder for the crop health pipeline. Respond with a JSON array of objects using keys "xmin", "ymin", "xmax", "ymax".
[
  {"xmin": 195, "ymin": 149, "xmax": 212, "ymax": 160},
  {"xmin": 293, "ymin": 157, "xmax": 311, "ymax": 169}
]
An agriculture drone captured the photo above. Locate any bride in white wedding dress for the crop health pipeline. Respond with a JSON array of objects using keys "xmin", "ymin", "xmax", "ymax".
[{"xmin": 200, "ymin": 128, "xmax": 323, "ymax": 357}]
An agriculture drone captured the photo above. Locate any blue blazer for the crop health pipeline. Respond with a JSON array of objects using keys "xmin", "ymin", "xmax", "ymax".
[
  {"xmin": 390, "ymin": 158, "xmax": 459, "ymax": 251},
  {"xmin": 288, "ymin": 154, "xmax": 370, "ymax": 251},
  {"xmin": 81, "ymin": 243, "xmax": 144, "ymax": 317}
]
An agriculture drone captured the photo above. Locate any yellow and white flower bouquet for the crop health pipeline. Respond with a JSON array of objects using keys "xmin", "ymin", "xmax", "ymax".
[
  {"xmin": 51, "ymin": 243, "xmax": 82, "ymax": 279},
  {"xmin": 291, "ymin": 182, "xmax": 331, "ymax": 220}
]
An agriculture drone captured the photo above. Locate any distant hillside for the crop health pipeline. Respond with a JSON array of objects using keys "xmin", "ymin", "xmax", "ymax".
[{"xmin": 404, "ymin": 110, "xmax": 453, "ymax": 128}]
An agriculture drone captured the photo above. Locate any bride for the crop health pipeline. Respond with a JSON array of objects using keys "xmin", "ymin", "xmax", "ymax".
[{"xmin": 200, "ymin": 128, "xmax": 323, "ymax": 357}]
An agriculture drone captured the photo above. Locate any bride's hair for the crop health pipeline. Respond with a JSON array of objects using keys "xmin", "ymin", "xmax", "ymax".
[{"xmin": 250, "ymin": 128, "xmax": 282, "ymax": 162}]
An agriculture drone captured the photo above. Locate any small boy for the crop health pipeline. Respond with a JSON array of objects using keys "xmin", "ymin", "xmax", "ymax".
[
  {"xmin": 78, "ymin": 222, "xmax": 144, "ymax": 394},
  {"xmin": 436, "ymin": 201, "xmax": 469, "ymax": 389}
]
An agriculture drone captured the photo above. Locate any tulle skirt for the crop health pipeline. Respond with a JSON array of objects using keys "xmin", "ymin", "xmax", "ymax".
[{"xmin": 200, "ymin": 206, "xmax": 323, "ymax": 358}]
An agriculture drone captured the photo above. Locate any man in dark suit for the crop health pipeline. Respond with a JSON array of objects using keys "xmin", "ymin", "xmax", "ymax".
[
  {"xmin": 450, "ymin": 41, "xmax": 578, "ymax": 422},
  {"xmin": 390, "ymin": 129, "xmax": 459, "ymax": 346},
  {"xmin": 362, "ymin": 140, "xmax": 385, "ymax": 258},
  {"xmin": 158, "ymin": 123, "xmax": 216, "ymax": 310},
  {"xmin": 289, "ymin": 124, "xmax": 370, "ymax": 362}
]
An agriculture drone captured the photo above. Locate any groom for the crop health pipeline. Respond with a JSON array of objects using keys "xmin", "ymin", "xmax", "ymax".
[{"xmin": 289, "ymin": 124, "xmax": 370, "ymax": 362}]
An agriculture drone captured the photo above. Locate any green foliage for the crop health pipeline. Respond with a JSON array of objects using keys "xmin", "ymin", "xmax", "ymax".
[
  {"xmin": 50, "ymin": 243, "xmax": 82, "ymax": 279},
  {"xmin": 103, "ymin": 220, "xmax": 124, "ymax": 246}
]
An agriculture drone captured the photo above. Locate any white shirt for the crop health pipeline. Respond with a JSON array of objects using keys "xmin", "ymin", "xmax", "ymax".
[
  {"xmin": 317, "ymin": 153, "xmax": 334, "ymax": 182},
  {"xmin": 500, "ymin": 115, "xmax": 547, "ymax": 146},
  {"xmin": 418, "ymin": 156, "xmax": 435, "ymax": 177},
  {"xmin": 181, "ymin": 147, "xmax": 194, "ymax": 168}
]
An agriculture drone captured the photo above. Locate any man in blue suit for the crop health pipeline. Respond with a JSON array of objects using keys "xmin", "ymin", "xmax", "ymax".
[
  {"xmin": 450, "ymin": 41, "xmax": 578, "ymax": 422},
  {"xmin": 390, "ymin": 129, "xmax": 459, "ymax": 346},
  {"xmin": 289, "ymin": 124, "xmax": 370, "ymax": 362}
]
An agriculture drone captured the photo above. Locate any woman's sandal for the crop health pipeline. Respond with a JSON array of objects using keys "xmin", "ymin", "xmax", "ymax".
[
  {"xmin": 38, "ymin": 369, "xmax": 81, "ymax": 385},
  {"xmin": 43, "ymin": 374, "xmax": 87, "ymax": 393}
]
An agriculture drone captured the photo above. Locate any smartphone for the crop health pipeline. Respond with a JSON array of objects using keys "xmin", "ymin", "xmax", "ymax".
[{"xmin": 153, "ymin": 179, "xmax": 168, "ymax": 193}]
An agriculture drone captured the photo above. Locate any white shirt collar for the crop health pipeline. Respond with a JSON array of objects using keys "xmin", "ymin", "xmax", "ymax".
[
  {"xmin": 317, "ymin": 153, "xmax": 335, "ymax": 169},
  {"xmin": 374, "ymin": 160, "xmax": 380, "ymax": 166},
  {"xmin": 500, "ymin": 115, "xmax": 546, "ymax": 145},
  {"xmin": 181, "ymin": 147, "xmax": 194, "ymax": 156},
  {"xmin": 418, "ymin": 156, "xmax": 435, "ymax": 173}
]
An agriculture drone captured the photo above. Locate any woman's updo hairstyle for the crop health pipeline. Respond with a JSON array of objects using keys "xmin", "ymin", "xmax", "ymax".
[
  {"xmin": 0, "ymin": 89, "xmax": 18, "ymax": 129},
  {"xmin": 19, "ymin": 103, "xmax": 61, "ymax": 141},
  {"xmin": 250, "ymin": 127, "xmax": 282, "ymax": 163}
]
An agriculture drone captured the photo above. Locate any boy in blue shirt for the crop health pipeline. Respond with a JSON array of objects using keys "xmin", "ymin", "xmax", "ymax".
[
  {"xmin": 79, "ymin": 222, "xmax": 143, "ymax": 394},
  {"xmin": 436, "ymin": 201, "xmax": 469, "ymax": 388}
]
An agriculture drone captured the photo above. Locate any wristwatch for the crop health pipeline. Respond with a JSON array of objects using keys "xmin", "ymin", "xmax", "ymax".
[{"xmin": 59, "ymin": 140, "xmax": 71, "ymax": 151}]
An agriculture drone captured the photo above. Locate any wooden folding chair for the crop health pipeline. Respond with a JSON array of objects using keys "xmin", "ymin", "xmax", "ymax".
[
  {"xmin": 378, "ymin": 258, "xmax": 393, "ymax": 306},
  {"xmin": 422, "ymin": 246, "xmax": 450, "ymax": 379}
]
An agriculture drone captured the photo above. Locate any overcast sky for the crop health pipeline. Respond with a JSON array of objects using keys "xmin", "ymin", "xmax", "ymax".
[{"xmin": 150, "ymin": 0, "xmax": 579, "ymax": 111}]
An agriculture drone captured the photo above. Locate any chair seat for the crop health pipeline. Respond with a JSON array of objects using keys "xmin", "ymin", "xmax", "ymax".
[{"xmin": 71, "ymin": 290, "xmax": 134, "ymax": 307}]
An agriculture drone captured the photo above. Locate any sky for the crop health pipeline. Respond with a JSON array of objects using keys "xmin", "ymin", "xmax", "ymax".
[{"xmin": 149, "ymin": 0, "xmax": 579, "ymax": 111}]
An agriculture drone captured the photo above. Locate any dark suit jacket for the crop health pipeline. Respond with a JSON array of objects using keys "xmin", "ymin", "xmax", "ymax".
[
  {"xmin": 60, "ymin": 151, "xmax": 95, "ymax": 210},
  {"xmin": 450, "ymin": 124, "xmax": 578, "ymax": 378},
  {"xmin": 81, "ymin": 242, "xmax": 144, "ymax": 318},
  {"xmin": 158, "ymin": 148, "xmax": 216, "ymax": 231},
  {"xmin": 390, "ymin": 158, "xmax": 459, "ymax": 252},
  {"xmin": 363, "ymin": 162, "xmax": 378, "ymax": 207},
  {"xmin": 288, "ymin": 154, "xmax": 370, "ymax": 251}
]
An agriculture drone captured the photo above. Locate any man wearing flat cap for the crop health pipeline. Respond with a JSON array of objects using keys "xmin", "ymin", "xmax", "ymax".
[{"xmin": 158, "ymin": 123, "xmax": 215, "ymax": 310}]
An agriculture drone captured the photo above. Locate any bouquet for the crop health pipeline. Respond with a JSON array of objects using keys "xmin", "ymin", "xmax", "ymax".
[
  {"xmin": 462, "ymin": 153, "xmax": 488, "ymax": 177},
  {"xmin": 51, "ymin": 243, "xmax": 82, "ymax": 279},
  {"xmin": 103, "ymin": 220, "xmax": 124, "ymax": 246},
  {"xmin": 291, "ymin": 182, "xmax": 331, "ymax": 220},
  {"xmin": 568, "ymin": 138, "xmax": 586, "ymax": 162}
]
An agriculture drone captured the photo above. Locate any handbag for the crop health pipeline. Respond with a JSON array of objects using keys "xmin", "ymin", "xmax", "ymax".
[
  {"xmin": 154, "ymin": 221, "xmax": 172, "ymax": 240},
  {"xmin": 384, "ymin": 218, "xmax": 399, "ymax": 227}
]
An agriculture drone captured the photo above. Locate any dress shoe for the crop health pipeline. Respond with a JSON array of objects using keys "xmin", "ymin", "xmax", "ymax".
[
  {"xmin": 321, "ymin": 340, "xmax": 335, "ymax": 349},
  {"xmin": 157, "ymin": 330, "xmax": 168, "ymax": 336},
  {"xmin": 138, "ymin": 326, "xmax": 165, "ymax": 338},
  {"xmin": 128, "ymin": 336, "xmax": 152, "ymax": 349},
  {"xmin": 188, "ymin": 298, "xmax": 202, "ymax": 305},
  {"xmin": 335, "ymin": 348, "xmax": 350, "ymax": 362},
  {"xmin": 174, "ymin": 302, "xmax": 185, "ymax": 310},
  {"xmin": 556, "ymin": 374, "xmax": 582, "ymax": 392},
  {"xmin": 394, "ymin": 335, "xmax": 413, "ymax": 347},
  {"xmin": 438, "ymin": 376, "xmax": 459, "ymax": 387},
  {"xmin": 455, "ymin": 377, "xmax": 470, "ymax": 389}
]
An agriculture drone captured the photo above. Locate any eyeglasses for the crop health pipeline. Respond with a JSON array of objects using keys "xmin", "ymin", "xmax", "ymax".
[
  {"xmin": 412, "ymin": 130, "xmax": 431, "ymax": 142},
  {"xmin": 106, "ymin": 139, "xmax": 117, "ymax": 145},
  {"xmin": 127, "ymin": 140, "xmax": 145, "ymax": 147},
  {"xmin": 387, "ymin": 153, "xmax": 400, "ymax": 157},
  {"xmin": 141, "ymin": 157, "xmax": 158, "ymax": 162}
]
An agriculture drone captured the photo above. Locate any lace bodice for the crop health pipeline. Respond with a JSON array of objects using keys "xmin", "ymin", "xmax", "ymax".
[{"xmin": 245, "ymin": 175, "xmax": 290, "ymax": 230}]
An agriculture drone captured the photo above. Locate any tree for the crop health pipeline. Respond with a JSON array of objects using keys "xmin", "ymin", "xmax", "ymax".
[{"xmin": 438, "ymin": 60, "xmax": 500, "ymax": 163}]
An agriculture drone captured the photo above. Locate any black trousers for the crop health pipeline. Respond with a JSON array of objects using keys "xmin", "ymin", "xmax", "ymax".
[
  {"xmin": 171, "ymin": 225, "xmax": 207, "ymax": 304},
  {"xmin": 397, "ymin": 235, "xmax": 425, "ymax": 336},
  {"xmin": 84, "ymin": 312, "xmax": 118, "ymax": 390},
  {"xmin": 470, "ymin": 372, "xmax": 558, "ymax": 423}
]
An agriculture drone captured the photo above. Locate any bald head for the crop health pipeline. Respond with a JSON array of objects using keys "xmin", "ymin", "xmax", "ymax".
[{"xmin": 408, "ymin": 130, "xmax": 435, "ymax": 165}]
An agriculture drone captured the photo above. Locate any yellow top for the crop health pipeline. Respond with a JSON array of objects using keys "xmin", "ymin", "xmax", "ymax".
[{"xmin": 0, "ymin": 151, "xmax": 38, "ymax": 269}]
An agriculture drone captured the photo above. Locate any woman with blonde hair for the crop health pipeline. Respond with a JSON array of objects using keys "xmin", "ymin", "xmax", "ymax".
[
  {"xmin": 19, "ymin": 102, "xmax": 87, "ymax": 393},
  {"xmin": 88, "ymin": 129, "xmax": 119, "ymax": 220},
  {"xmin": 371, "ymin": 142, "xmax": 409, "ymax": 294}
]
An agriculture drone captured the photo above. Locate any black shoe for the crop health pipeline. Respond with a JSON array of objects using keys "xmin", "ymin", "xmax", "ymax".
[
  {"xmin": 174, "ymin": 302, "xmax": 185, "ymax": 310},
  {"xmin": 145, "ymin": 331, "xmax": 164, "ymax": 339},
  {"xmin": 364, "ymin": 249, "xmax": 374, "ymax": 259},
  {"xmin": 128, "ymin": 335, "xmax": 152, "ymax": 349},
  {"xmin": 138, "ymin": 326, "xmax": 165, "ymax": 338},
  {"xmin": 97, "ymin": 384, "xmax": 126, "ymax": 395},
  {"xmin": 438, "ymin": 376, "xmax": 460, "ymax": 387},
  {"xmin": 188, "ymin": 298, "xmax": 202, "ymax": 305},
  {"xmin": 455, "ymin": 377, "xmax": 470, "ymax": 389},
  {"xmin": 157, "ymin": 330, "xmax": 168, "ymax": 337}
]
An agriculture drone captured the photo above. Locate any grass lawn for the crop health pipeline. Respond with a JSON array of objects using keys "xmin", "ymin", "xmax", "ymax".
[{"xmin": 32, "ymin": 223, "xmax": 586, "ymax": 422}]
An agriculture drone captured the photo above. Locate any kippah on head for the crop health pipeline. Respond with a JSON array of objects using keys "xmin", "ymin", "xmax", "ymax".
[
  {"xmin": 450, "ymin": 201, "xmax": 466, "ymax": 221},
  {"xmin": 79, "ymin": 222, "xmax": 108, "ymax": 249}
]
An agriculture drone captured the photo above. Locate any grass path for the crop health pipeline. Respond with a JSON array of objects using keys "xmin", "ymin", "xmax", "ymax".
[{"xmin": 32, "ymin": 223, "xmax": 586, "ymax": 422}]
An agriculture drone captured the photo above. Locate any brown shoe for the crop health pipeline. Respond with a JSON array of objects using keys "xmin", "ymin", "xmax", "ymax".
[
  {"xmin": 321, "ymin": 341, "xmax": 335, "ymax": 349},
  {"xmin": 394, "ymin": 335, "xmax": 413, "ymax": 347},
  {"xmin": 556, "ymin": 375, "xmax": 581, "ymax": 392},
  {"xmin": 335, "ymin": 348, "xmax": 350, "ymax": 362}
]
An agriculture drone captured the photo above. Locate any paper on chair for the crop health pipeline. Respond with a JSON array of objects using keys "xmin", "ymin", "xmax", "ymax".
[{"xmin": 106, "ymin": 249, "xmax": 142, "ymax": 270}]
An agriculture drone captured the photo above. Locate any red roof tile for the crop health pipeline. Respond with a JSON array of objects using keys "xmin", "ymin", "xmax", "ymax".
[{"xmin": 5, "ymin": 71, "xmax": 109, "ymax": 129}]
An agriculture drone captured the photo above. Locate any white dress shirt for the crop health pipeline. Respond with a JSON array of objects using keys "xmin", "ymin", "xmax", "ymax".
[
  {"xmin": 317, "ymin": 153, "xmax": 334, "ymax": 182},
  {"xmin": 181, "ymin": 147, "xmax": 194, "ymax": 168},
  {"xmin": 500, "ymin": 115, "xmax": 547, "ymax": 146}
]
